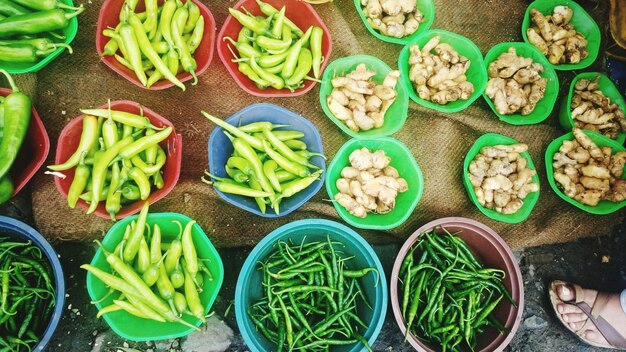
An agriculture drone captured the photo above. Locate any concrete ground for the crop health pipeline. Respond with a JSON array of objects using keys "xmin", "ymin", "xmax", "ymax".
[{"xmin": 1, "ymin": 198, "xmax": 624, "ymax": 352}]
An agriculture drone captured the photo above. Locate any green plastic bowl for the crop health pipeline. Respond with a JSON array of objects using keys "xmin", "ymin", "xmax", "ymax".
[
  {"xmin": 353, "ymin": 0, "xmax": 435, "ymax": 45},
  {"xmin": 483, "ymin": 42, "xmax": 559, "ymax": 125},
  {"xmin": 545, "ymin": 130, "xmax": 626, "ymax": 214},
  {"xmin": 558, "ymin": 72, "xmax": 626, "ymax": 145},
  {"xmin": 0, "ymin": 0, "xmax": 79, "ymax": 73},
  {"xmin": 325, "ymin": 137, "xmax": 424, "ymax": 230},
  {"xmin": 86, "ymin": 212, "xmax": 224, "ymax": 341},
  {"xmin": 319, "ymin": 55, "xmax": 409, "ymax": 138},
  {"xmin": 521, "ymin": 0, "xmax": 601, "ymax": 71},
  {"xmin": 398, "ymin": 29, "xmax": 487, "ymax": 113},
  {"xmin": 463, "ymin": 133, "xmax": 541, "ymax": 224}
]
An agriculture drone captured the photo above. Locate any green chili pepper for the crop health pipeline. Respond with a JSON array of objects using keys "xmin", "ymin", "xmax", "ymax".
[
  {"xmin": 281, "ymin": 26, "xmax": 312, "ymax": 80},
  {"xmin": 248, "ymin": 173, "xmax": 267, "ymax": 214},
  {"xmin": 224, "ymin": 36, "xmax": 262, "ymax": 59},
  {"xmin": 183, "ymin": 264, "xmax": 204, "ymax": 321},
  {"xmin": 202, "ymin": 112, "xmax": 263, "ymax": 150},
  {"xmin": 183, "ymin": 1, "xmax": 200, "ymax": 34},
  {"xmin": 0, "ymin": 43, "xmax": 59, "ymax": 63},
  {"xmin": 156, "ymin": 262, "xmax": 177, "ymax": 315},
  {"xmin": 262, "ymin": 140, "xmax": 310, "ymax": 177},
  {"xmin": 127, "ymin": 167, "xmax": 151, "ymax": 200},
  {"xmin": 11, "ymin": 0, "xmax": 80, "ymax": 11},
  {"xmin": 143, "ymin": 0, "xmax": 158, "ymax": 39},
  {"xmin": 105, "ymin": 163, "xmax": 122, "ymax": 220},
  {"xmin": 181, "ymin": 220, "xmax": 198, "ymax": 280},
  {"xmin": 118, "ymin": 23, "xmax": 147, "ymax": 86},
  {"xmin": 171, "ymin": 5, "xmax": 198, "ymax": 85},
  {"xmin": 170, "ymin": 261, "xmax": 185, "ymax": 289},
  {"xmin": 187, "ymin": 15, "xmax": 204, "ymax": 54},
  {"xmin": 158, "ymin": 0, "xmax": 177, "ymax": 47},
  {"xmin": 271, "ymin": 6, "xmax": 286, "ymax": 39},
  {"xmin": 0, "ymin": 37, "xmax": 57, "ymax": 51},
  {"xmin": 146, "ymin": 52, "xmax": 170, "ymax": 88},
  {"xmin": 239, "ymin": 61, "xmax": 269, "ymax": 88},
  {"xmin": 67, "ymin": 160, "xmax": 90, "ymax": 209},
  {"xmin": 116, "ymin": 126, "xmax": 172, "ymax": 162},
  {"xmin": 0, "ymin": 177, "xmax": 13, "ymax": 205},
  {"xmin": 257, "ymin": 49, "xmax": 289, "ymax": 68},
  {"xmin": 0, "ymin": 6, "xmax": 84, "ymax": 37},
  {"xmin": 310, "ymin": 26, "xmax": 323, "ymax": 79},
  {"xmin": 255, "ymin": 0, "xmax": 303, "ymax": 36},
  {"xmin": 205, "ymin": 179, "xmax": 272, "ymax": 198},
  {"xmin": 277, "ymin": 170, "xmax": 322, "ymax": 200},
  {"xmin": 0, "ymin": 0, "xmax": 29, "ymax": 17},
  {"xmin": 0, "ymin": 70, "xmax": 31, "ymax": 181},
  {"xmin": 128, "ymin": 14, "xmax": 186, "ymax": 90},
  {"xmin": 173, "ymin": 291, "xmax": 187, "ymax": 315},
  {"xmin": 229, "ymin": 7, "xmax": 269, "ymax": 35},
  {"xmin": 79, "ymin": 109, "xmax": 160, "ymax": 130},
  {"xmin": 285, "ymin": 47, "xmax": 312, "ymax": 89},
  {"xmin": 136, "ymin": 236, "xmax": 151, "ymax": 275}
]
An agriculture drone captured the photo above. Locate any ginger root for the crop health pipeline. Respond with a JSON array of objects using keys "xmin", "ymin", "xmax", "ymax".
[
  {"xmin": 468, "ymin": 143, "xmax": 539, "ymax": 214},
  {"xmin": 570, "ymin": 75, "xmax": 626, "ymax": 140},
  {"xmin": 485, "ymin": 47, "xmax": 548, "ymax": 116},
  {"xmin": 408, "ymin": 36, "xmax": 474, "ymax": 105},
  {"xmin": 363, "ymin": 0, "xmax": 424, "ymax": 38},
  {"xmin": 527, "ymin": 6, "xmax": 588, "ymax": 65},
  {"xmin": 327, "ymin": 64, "xmax": 399, "ymax": 132},
  {"xmin": 334, "ymin": 148, "xmax": 408, "ymax": 218},
  {"xmin": 552, "ymin": 128, "xmax": 626, "ymax": 206}
]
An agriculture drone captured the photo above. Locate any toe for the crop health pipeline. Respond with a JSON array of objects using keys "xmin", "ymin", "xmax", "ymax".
[
  {"xmin": 563, "ymin": 312, "xmax": 588, "ymax": 323},
  {"xmin": 557, "ymin": 284, "xmax": 575, "ymax": 301},
  {"xmin": 567, "ymin": 321, "xmax": 585, "ymax": 331},
  {"xmin": 557, "ymin": 303, "xmax": 583, "ymax": 314},
  {"xmin": 583, "ymin": 329, "xmax": 608, "ymax": 345}
]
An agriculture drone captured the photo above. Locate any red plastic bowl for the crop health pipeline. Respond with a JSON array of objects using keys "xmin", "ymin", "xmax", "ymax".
[
  {"xmin": 53, "ymin": 100, "xmax": 182, "ymax": 220},
  {"xmin": 0, "ymin": 88, "xmax": 50, "ymax": 197},
  {"xmin": 96, "ymin": 0, "xmax": 216, "ymax": 90},
  {"xmin": 390, "ymin": 217, "xmax": 524, "ymax": 352},
  {"xmin": 217, "ymin": 0, "xmax": 333, "ymax": 97}
]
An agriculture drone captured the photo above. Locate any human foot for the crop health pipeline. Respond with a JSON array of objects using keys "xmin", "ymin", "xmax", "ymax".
[{"xmin": 549, "ymin": 280, "xmax": 626, "ymax": 350}]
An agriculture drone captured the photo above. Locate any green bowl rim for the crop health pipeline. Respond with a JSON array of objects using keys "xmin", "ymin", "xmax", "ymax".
[
  {"xmin": 2, "ymin": 0, "xmax": 79, "ymax": 74},
  {"xmin": 544, "ymin": 130, "xmax": 626, "ymax": 214},
  {"xmin": 398, "ymin": 28, "xmax": 488, "ymax": 113},
  {"xmin": 520, "ymin": 0, "xmax": 601, "ymax": 71},
  {"xmin": 86, "ymin": 211, "xmax": 225, "ymax": 341},
  {"xmin": 325, "ymin": 137, "xmax": 424, "ymax": 230},
  {"xmin": 559, "ymin": 71, "xmax": 626, "ymax": 145},
  {"xmin": 352, "ymin": 0, "xmax": 436, "ymax": 45},
  {"xmin": 463, "ymin": 133, "xmax": 541, "ymax": 224},
  {"xmin": 319, "ymin": 54, "xmax": 410, "ymax": 139},
  {"xmin": 482, "ymin": 42, "xmax": 560, "ymax": 125}
]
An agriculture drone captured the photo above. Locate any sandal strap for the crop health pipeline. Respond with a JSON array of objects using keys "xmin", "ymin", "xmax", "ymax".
[
  {"xmin": 574, "ymin": 300, "xmax": 626, "ymax": 348},
  {"xmin": 573, "ymin": 284, "xmax": 585, "ymax": 304}
]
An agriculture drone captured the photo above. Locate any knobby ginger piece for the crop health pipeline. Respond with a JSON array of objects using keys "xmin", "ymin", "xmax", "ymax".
[
  {"xmin": 570, "ymin": 76, "xmax": 626, "ymax": 140},
  {"xmin": 527, "ymin": 6, "xmax": 588, "ymax": 64},
  {"xmin": 363, "ymin": 0, "xmax": 424, "ymax": 38}
]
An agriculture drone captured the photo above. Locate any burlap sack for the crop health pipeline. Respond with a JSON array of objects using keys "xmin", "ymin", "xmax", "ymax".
[{"xmin": 25, "ymin": 0, "xmax": 624, "ymax": 249}]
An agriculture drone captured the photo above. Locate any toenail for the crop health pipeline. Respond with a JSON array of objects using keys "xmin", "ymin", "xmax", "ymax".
[{"xmin": 561, "ymin": 286, "xmax": 570, "ymax": 296}]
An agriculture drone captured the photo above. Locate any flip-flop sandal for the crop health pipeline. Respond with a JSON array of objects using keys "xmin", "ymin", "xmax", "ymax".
[{"xmin": 549, "ymin": 280, "xmax": 626, "ymax": 351}]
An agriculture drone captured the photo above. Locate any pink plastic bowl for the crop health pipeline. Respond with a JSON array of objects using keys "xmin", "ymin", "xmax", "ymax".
[
  {"xmin": 390, "ymin": 217, "xmax": 524, "ymax": 352},
  {"xmin": 53, "ymin": 100, "xmax": 182, "ymax": 220},
  {"xmin": 217, "ymin": 0, "xmax": 332, "ymax": 97},
  {"xmin": 95, "ymin": 0, "xmax": 216, "ymax": 90},
  {"xmin": 0, "ymin": 88, "xmax": 49, "ymax": 197}
]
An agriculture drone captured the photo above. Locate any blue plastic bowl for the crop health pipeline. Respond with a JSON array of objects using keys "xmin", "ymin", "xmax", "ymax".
[
  {"xmin": 208, "ymin": 103, "xmax": 326, "ymax": 217},
  {"xmin": 0, "ymin": 216, "xmax": 65, "ymax": 352},
  {"xmin": 235, "ymin": 219, "xmax": 388, "ymax": 352}
]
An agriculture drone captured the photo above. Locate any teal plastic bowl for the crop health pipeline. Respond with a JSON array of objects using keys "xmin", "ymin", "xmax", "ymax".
[
  {"xmin": 353, "ymin": 0, "xmax": 435, "ymax": 45},
  {"xmin": 235, "ymin": 219, "xmax": 388, "ymax": 352},
  {"xmin": 319, "ymin": 54, "xmax": 409, "ymax": 138},
  {"xmin": 483, "ymin": 42, "xmax": 559, "ymax": 125},
  {"xmin": 0, "ymin": 0, "xmax": 80, "ymax": 73},
  {"xmin": 398, "ymin": 29, "xmax": 487, "ymax": 113},
  {"xmin": 86, "ymin": 212, "xmax": 224, "ymax": 341},
  {"xmin": 521, "ymin": 0, "xmax": 601, "ymax": 71},
  {"xmin": 558, "ymin": 72, "xmax": 626, "ymax": 145},
  {"xmin": 545, "ymin": 130, "xmax": 626, "ymax": 214},
  {"xmin": 463, "ymin": 133, "xmax": 540, "ymax": 224}
]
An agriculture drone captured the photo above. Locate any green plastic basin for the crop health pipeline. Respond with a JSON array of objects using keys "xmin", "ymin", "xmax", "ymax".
[
  {"xmin": 558, "ymin": 72, "xmax": 626, "ymax": 145},
  {"xmin": 463, "ymin": 133, "xmax": 540, "ymax": 224},
  {"xmin": 0, "ymin": 0, "xmax": 79, "ymax": 73},
  {"xmin": 521, "ymin": 0, "xmax": 600, "ymax": 71},
  {"xmin": 545, "ymin": 130, "xmax": 626, "ymax": 214},
  {"xmin": 86, "ymin": 212, "xmax": 224, "ymax": 341},
  {"xmin": 483, "ymin": 42, "xmax": 559, "ymax": 125},
  {"xmin": 319, "ymin": 54, "xmax": 409, "ymax": 138},
  {"xmin": 398, "ymin": 29, "xmax": 487, "ymax": 113},
  {"xmin": 353, "ymin": 0, "xmax": 435, "ymax": 45},
  {"xmin": 325, "ymin": 137, "xmax": 424, "ymax": 230}
]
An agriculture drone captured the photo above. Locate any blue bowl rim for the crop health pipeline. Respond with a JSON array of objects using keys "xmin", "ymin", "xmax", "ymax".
[
  {"xmin": 234, "ymin": 219, "xmax": 388, "ymax": 352},
  {"xmin": 0, "ymin": 216, "xmax": 65, "ymax": 352},
  {"xmin": 207, "ymin": 102, "xmax": 326, "ymax": 218}
]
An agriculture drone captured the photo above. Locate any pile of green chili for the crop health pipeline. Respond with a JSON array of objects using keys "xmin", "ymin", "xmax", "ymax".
[
  {"xmin": 0, "ymin": 70, "xmax": 31, "ymax": 205},
  {"xmin": 0, "ymin": 0, "xmax": 83, "ymax": 64},
  {"xmin": 0, "ymin": 236, "xmax": 56, "ymax": 352},
  {"xmin": 82, "ymin": 202, "xmax": 212, "ymax": 328},
  {"xmin": 202, "ymin": 113, "xmax": 324, "ymax": 215},
  {"xmin": 48, "ymin": 104, "xmax": 172, "ymax": 220},
  {"xmin": 101, "ymin": 0, "xmax": 205, "ymax": 90},
  {"xmin": 248, "ymin": 236, "xmax": 377, "ymax": 351},
  {"xmin": 225, "ymin": 0, "xmax": 325, "ymax": 91},
  {"xmin": 400, "ymin": 228, "xmax": 515, "ymax": 352}
]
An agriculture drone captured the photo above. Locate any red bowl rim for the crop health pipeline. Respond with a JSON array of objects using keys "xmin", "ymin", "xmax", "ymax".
[
  {"xmin": 52, "ymin": 100, "xmax": 182, "ymax": 220},
  {"xmin": 0, "ymin": 88, "xmax": 50, "ymax": 197},
  {"xmin": 95, "ymin": 0, "xmax": 216, "ymax": 91},
  {"xmin": 216, "ymin": 0, "xmax": 333, "ymax": 97},
  {"xmin": 389, "ymin": 217, "xmax": 525, "ymax": 352}
]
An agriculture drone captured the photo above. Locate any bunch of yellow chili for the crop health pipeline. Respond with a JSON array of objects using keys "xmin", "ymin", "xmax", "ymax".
[
  {"xmin": 225, "ymin": 0, "xmax": 325, "ymax": 92},
  {"xmin": 202, "ymin": 113, "xmax": 325, "ymax": 215},
  {"xmin": 101, "ymin": 0, "xmax": 205, "ymax": 90},
  {"xmin": 82, "ymin": 202, "xmax": 211, "ymax": 328},
  {"xmin": 48, "ymin": 105, "xmax": 172, "ymax": 220}
]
